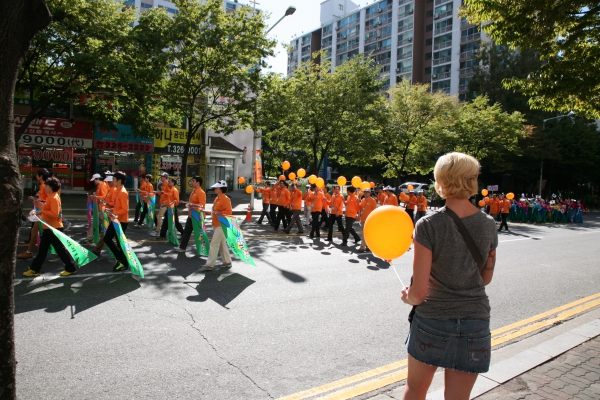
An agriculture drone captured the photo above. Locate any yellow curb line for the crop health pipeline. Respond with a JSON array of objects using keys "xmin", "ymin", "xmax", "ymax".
[{"xmin": 279, "ymin": 292, "xmax": 600, "ymax": 400}]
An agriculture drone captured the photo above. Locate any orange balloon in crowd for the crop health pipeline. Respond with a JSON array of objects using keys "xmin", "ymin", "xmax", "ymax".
[
  {"xmin": 400, "ymin": 192, "xmax": 409, "ymax": 202},
  {"xmin": 245, "ymin": 185, "xmax": 254, "ymax": 194},
  {"xmin": 297, "ymin": 168, "xmax": 306, "ymax": 178},
  {"xmin": 316, "ymin": 177, "xmax": 325, "ymax": 188},
  {"xmin": 364, "ymin": 206, "xmax": 414, "ymax": 262},
  {"xmin": 351, "ymin": 176, "xmax": 362, "ymax": 188},
  {"xmin": 370, "ymin": 182, "xmax": 375, "ymax": 188},
  {"xmin": 282, "ymin": 161, "xmax": 291, "ymax": 170},
  {"xmin": 238, "ymin": 177, "xmax": 245, "ymax": 184},
  {"xmin": 481, "ymin": 189, "xmax": 488, "ymax": 196},
  {"xmin": 360, "ymin": 181, "xmax": 370, "ymax": 190},
  {"xmin": 484, "ymin": 196, "xmax": 490, "ymax": 204},
  {"xmin": 478, "ymin": 200, "xmax": 485, "ymax": 207},
  {"xmin": 308, "ymin": 175, "xmax": 317, "ymax": 184},
  {"xmin": 278, "ymin": 174, "xmax": 286, "ymax": 181},
  {"xmin": 289, "ymin": 172, "xmax": 296, "ymax": 180},
  {"xmin": 407, "ymin": 185, "xmax": 414, "ymax": 191},
  {"xmin": 337, "ymin": 176, "xmax": 347, "ymax": 186},
  {"xmin": 507, "ymin": 192, "xmax": 515, "ymax": 200}
]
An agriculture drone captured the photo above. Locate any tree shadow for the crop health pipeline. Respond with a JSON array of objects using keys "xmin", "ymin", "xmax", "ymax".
[{"xmin": 185, "ymin": 269, "xmax": 255, "ymax": 308}]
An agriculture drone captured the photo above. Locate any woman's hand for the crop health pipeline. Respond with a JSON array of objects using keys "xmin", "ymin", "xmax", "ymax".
[{"xmin": 401, "ymin": 286, "xmax": 411, "ymax": 304}]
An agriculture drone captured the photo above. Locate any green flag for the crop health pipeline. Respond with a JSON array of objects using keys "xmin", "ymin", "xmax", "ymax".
[
  {"xmin": 92, "ymin": 202, "xmax": 99, "ymax": 244},
  {"xmin": 190, "ymin": 210, "xmax": 209, "ymax": 256},
  {"xmin": 146, "ymin": 197, "xmax": 155, "ymax": 229},
  {"xmin": 167, "ymin": 206, "xmax": 180, "ymax": 246},
  {"xmin": 217, "ymin": 216, "xmax": 256, "ymax": 266},
  {"xmin": 112, "ymin": 221, "xmax": 144, "ymax": 278},
  {"xmin": 38, "ymin": 219, "xmax": 97, "ymax": 267}
]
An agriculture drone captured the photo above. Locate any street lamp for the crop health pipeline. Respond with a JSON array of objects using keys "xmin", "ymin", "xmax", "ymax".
[
  {"xmin": 540, "ymin": 112, "xmax": 575, "ymax": 197},
  {"xmin": 266, "ymin": 6, "xmax": 296, "ymax": 33}
]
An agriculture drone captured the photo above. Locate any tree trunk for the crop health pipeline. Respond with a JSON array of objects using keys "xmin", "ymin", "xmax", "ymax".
[{"xmin": 0, "ymin": 1, "xmax": 51, "ymax": 398}]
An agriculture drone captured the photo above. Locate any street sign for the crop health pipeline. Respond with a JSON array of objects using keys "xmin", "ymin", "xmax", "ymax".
[{"xmin": 487, "ymin": 185, "xmax": 499, "ymax": 192}]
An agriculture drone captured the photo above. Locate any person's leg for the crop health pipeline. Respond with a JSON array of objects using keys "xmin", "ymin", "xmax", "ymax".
[
  {"xmin": 27, "ymin": 223, "xmax": 40, "ymax": 253},
  {"xmin": 326, "ymin": 216, "xmax": 335, "ymax": 241},
  {"xmin": 359, "ymin": 227, "xmax": 367, "ymax": 251},
  {"xmin": 401, "ymin": 354, "xmax": 438, "ymax": 400},
  {"xmin": 49, "ymin": 228, "xmax": 76, "ymax": 272},
  {"xmin": 159, "ymin": 210, "xmax": 169, "ymax": 238},
  {"xmin": 310, "ymin": 211, "xmax": 320, "ymax": 237},
  {"xmin": 269, "ymin": 204, "xmax": 277, "ymax": 225},
  {"xmin": 336, "ymin": 215, "xmax": 345, "ymax": 236},
  {"xmin": 206, "ymin": 227, "xmax": 225, "ymax": 268},
  {"xmin": 134, "ymin": 201, "xmax": 142, "ymax": 223},
  {"xmin": 350, "ymin": 218, "xmax": 361, "ymax": 242},
  {"xmin": 274, "ymin": 207, "xmax": 284, "ymax": 231},
  {"xmin": 320, "ymin": 210, "xmax": 328, "ymax": 229},
  {"xmin": 28, "ymin": 229, "xmax": 53, "ymax": 273},
  {"xmin": 294, "ymin": 210, "xmax": 303, "ymax": 232},
  {"xmin": 502, "ymin": 214, "xmax": 509, "ymax": 231},
  {"xmin": 342, "ymin": 217, "xmax": 351, "ymax": 243},
  {"xmin": 174, "ymin": 207, "xmax": 184, "ymax": 234},
  {"xmin": 257, "ymin": 203, "xmax": 267, "ymax": 224},
  {"xmin": 137, "ymin": 202, "xmax": 148, "ymax": 226},
  {"xmin": 442, "ymin": 369, "xmax": 478, "ymax": 400},
  {"xmin": 104, "ymin": 224, "xmax": 127, "ymax": 266},
  {"xmin": 218, "ymin": 233, "xmax": 232, "ymax": 265},
  {"xmin": 179, "ymin": 218, "xmax": 193, "ymax": 249},
  {"xmin": 155, "ymin": 206, "xmax": 166, "ymax": 233},
  {"xmin": 407, "ymin": 209, "xmax": 414, "ymax": 224}
]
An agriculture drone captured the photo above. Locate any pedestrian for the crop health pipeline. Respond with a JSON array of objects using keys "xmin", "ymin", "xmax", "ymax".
[
  {"xmin": 134, "ymin": 174, "xmax": 154, "ymax": 228},
  {"xmin": 103, "ymin": 171, "xmax": 130, "ymax": 272},
  {"xmin": 160, "ymin": 178, "xmax": 185, "ymax": 238},
  {"xmin": 376, "ymin": 186, "xmax": 387, "ymax": 205},
  {"xmin": 81, "ymin": 173, "xmax": 109, "ymax": 244},
  {"xmin": 255, "ymin": 182, "xmax": 272, "ymax": 225},
  {"xmin": 92, "ymin": 174, "xmax": 117, "ymax": 256},
  {"xmin": 384, "ymin": 186, "xmax": 399, "ymax": 206},
  {"xmin": 303, "ymin": 184, "xmax": 312, "ymax": 225},
  {"xmin": 405, "ymin": 190, "xmax": 417, "ymax": 223},
  {"xmin": 134, "ymin": 174, "xmax": 148, "ymax": 224},
  {"xmin": 151, "ymin": 172, "xmax": 171, "ymax": 237},
  {"xmin": 273, "ymin": 181, "xmax": 291, "ymax": 232},
  {"xmin": 357, "ymin": 189, "xmax": 377, "ymax": 253},
  {"xmin": 415, "ymin": 190, "xmax": 428, "ymax": 224},
  {"xmin": 176, "ymin": 176, "xmax": 207, "ymax": 252},
  {"xmin": 308, "ymin": 185, "xmax": 324, "ymax": 239},
  {"xmin": 401, "ymin": 152, "xmax": 497, "ymax": 400},
  {"xmin": 269, "ymin": 182, "xmax": 279, "ymax": 226},
  {"xmin": 200, "ymin": 180, "xmax": 233, "ymax": 272},
  {"xmin": 498, "ymin": 194, "xmax": 511, "ymax": 232},
  {"xmin": 283, "ymin": 183, "xmax": 304, "ymax": 234},
  {"xmin": 23, "ymin": 177, "xmax": 77, "ymax": 277},
  {"xmin": 18, "ymin": 168, "xmax": 50, "ymax": 259},
  {"xmin": 319, "ymin": 186, "xmax": 331, "ymax": 230},
  {"xmin": 326, "ymin": 185, "xmax": 345, "ymax": 242},
  {"xmin": 341, "ymin": 187, "xmax": 361, "ymax": 246}
]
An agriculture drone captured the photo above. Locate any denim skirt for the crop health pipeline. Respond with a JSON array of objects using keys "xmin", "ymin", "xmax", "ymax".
[{"xmin": 406, "ymin": 313, "xmax": 491, "ymax": 373}]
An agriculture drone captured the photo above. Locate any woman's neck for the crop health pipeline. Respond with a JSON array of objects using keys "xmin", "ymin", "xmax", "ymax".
[{"xmin": 445, "ymin": 196, "xmax": 479, "ymax": 218}]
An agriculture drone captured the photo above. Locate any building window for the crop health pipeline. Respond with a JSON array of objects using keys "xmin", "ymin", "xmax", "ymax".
[
  {"xmin": 426, "ymin": 24, "xmax": 433, "ymax": 32},
  {"xmin": 425, "ymin": 67, "xmax": 431, "ymax": 75},
  {"xmin": 426, "ymin": 38, "xmax": 432, "ymax": 46},
  {"xmin": 425, "ymin": 52, "xmax": 432, "ymax": 60},
  {"xmin": 339, "ymin": 4, "xmax": 343, "ymax": 10}
]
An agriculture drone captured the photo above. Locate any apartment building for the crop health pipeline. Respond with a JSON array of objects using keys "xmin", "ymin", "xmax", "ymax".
[
  {"xmin": 122, "ymin": 0, "xmax": 248, "ymax": 16},
  {"xmin": 287, "ymin": 0, "xmax": 485, "ymax": 99}
]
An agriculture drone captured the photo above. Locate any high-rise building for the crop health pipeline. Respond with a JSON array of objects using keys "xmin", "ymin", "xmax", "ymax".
[
  {"xmin": 287, "ymin": 0, "xmax": 486, "ymax": 99},
  {"xmin": 122, "ymin": 0, "xmax": 254, "ymax": 17}
]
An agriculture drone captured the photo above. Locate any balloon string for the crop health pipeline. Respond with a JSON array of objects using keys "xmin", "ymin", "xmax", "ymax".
[{"xmin": 391, "ymin": 264, "xmax": 406, "ymax": 287}]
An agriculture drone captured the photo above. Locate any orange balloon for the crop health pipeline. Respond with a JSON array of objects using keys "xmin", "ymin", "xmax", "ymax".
[
  {"xmin": 238, "ymin": 177, "xmax": 245, "ymax": 184},
  {"xmin": 289, "ymin": 172, "xmax": 296, "ymax": 180},
  {"xmin": 484, "ymin": 196, "xmax": 490, "ymax": 204},
  {"xmin": 478, "ymin": 200, "xmax": 485, "ymax": 207},
  {"xmin": 407, "ymin": 185, "xmax": 414, "ymax": 191},
  {"xmin": 308, "ymin": 175, "xmax": 317, "ymax": 184},
  {"xmin": 278, "ymin": 174, "xmax": 286, "ymax": 181},
  {"xmin": 316, "ymin": 177, "xmax": 325, "ymax": 188},
  {"xmin": 351, "ymin": 176, "xmax": 362, "ymax": 188},
  {"xmin": 370, "ymin": 182, "xmax": 375, "ymax": 188},
  {"xmin": 481, "ymin": 189, "xmax": 488, "ymax": 196},
  {"xmin": 360, "ymin": 181, "xmax": 370, "ymax": 190},
  {"xmin": 507, "ymin": 192, "xmax": 515, "ymax": 200},
  {"xmin": 400, "ymin": 192, "xmax": 409, "ymax": 202},
  {"xmin": 282, "ymin": 161, "xmax": 291, "ymax": 171},
  {"xmin": 364, "ymin": 206, "xmax": 414, "ymax": 261},
  {"xmin": 245, "ymin": 185, "xmax": 254, "ymax": 194},
  {"xmin": 297, "ymin": 168, "xmax": 306, "ymax": 178},
  {"xmin": 337, "ymin": 176, "xmax": 347, "ymax": 186}
]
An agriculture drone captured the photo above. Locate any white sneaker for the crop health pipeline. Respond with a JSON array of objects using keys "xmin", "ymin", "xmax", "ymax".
[
  {"xmin": 174, "ymin": 247, "xmax": 186, "ymax": 252},
  {"xmin": 149, "ymin": 232, "xmax": 160, "ymax": 237}
]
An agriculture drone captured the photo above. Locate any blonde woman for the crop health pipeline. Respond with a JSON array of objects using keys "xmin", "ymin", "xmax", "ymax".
[{"xmin": 401, "ymin": 152, "xmax": 498, "ymax": 400}]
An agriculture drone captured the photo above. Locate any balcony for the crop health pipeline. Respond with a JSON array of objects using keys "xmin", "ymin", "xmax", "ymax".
[
  {"xmin": 398, "ymin": 9, "xmax": 414, "ymax": 19},
  {"xmin": 365, "ymin": 35, "xmax": 379, "ymax": 45},
  {"xmin": 397, "ymin": 66, "xmax": 412, "ymax": 73},
  {"xmin": 398, "ymin": 22, "xmax": 414, "ymax": 33},
  {"xmin": 461, "ymin": 32, "xmax": 481, "ymax": 43},
  {"xmin": 301, "ymin": 49, "xmax": 311, "ymax": 57},
  {"xmin": 398, "ymin": 38, "xmax": 413, "ymax": 46},
  {"xmin": 432, "ymin": 55, "xmax": 451, "ymax": 65},
  {"xmin": 348, "ymin": 41, "xmax": 360, "ymax": 51},
  {"xmin": 459, "ymin": 67, "xmax": 474, "ymax": 75},
  {"xmin": 460, "ymin": 49, "xmax": 478, "ymax": 59},
  {"xmin": 433, "ymin": 40, "xmax": 452, "ymax": 50},
  {"xmin": 398, "ymin": 0, "xmax": 413, "ymax": 5},
  {"xmin": 434, "ymin": 24, "xmax": 453, "ymax": 35},
  {"xmin": 397, "ymin": 51, "xmax": 413, "ymax": 60},
  {"xmin": 434, "ymin": 10, "xmax": 453, "ymax": 19},
  {"xmin": 459, "ymin": 84, "xmax": 468, "ymax": 91},
  {"xmin": 432, "ymin": 71, "xmax": 451, "ymax": 80}
]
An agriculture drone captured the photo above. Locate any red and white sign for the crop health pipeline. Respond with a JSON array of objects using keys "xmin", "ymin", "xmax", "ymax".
[
  {"xmin": 19, "ymin": 146, "xmax": 73, "ymax": 162},
  {"xmin": 15, "ymin": 115, "xmax": 94, "ymax": 148}
]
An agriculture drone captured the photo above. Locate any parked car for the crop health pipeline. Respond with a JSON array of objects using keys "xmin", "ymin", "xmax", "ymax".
[{"xmin": 398, "ymin": 182, "xmax": 429, "ymax": 194}]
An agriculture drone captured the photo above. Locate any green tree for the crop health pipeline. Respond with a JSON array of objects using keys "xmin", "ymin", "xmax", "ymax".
[
  {"xmin": 374, "ymin": 80, "xmax": 459, "ymax": 179},
  {"xmin": 461, "ymin": 0, "xmax": 600, "ymax": 119},
  {"xmin": 160, "ymin": 0, "xmax": 275, "ymax": 196},
  {"xmin": 15, "ymin": 0, "xmax": 136, "ymax": 141}
]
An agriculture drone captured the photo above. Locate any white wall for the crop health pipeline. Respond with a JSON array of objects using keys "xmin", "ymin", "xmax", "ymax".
[{"xmin": 320, "ymin": 0, "xmax": 359, "ymax": 25}]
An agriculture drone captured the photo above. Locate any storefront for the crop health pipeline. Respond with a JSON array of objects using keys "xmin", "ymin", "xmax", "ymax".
[
  {"xmin": 15, "ymin": 115, "xmax": 94, "ymax": 192},
  {"xmin": 205, "ymin": 136, "xmax": 244, "ymax": 189},
  {"xmin": 93, "ymin": 123, "xmax": 153, "ymax": 190}
]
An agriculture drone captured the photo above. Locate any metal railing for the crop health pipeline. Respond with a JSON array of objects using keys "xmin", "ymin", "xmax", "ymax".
[
  {"xmin": 397, "ymin": 51, "xmax": 413, "ymax": 60},
  {"xmin": 434, "ymin": 25, "xmax": 453, "ymax": 35},
  {"xmin": 398, "ymin": 9, "xmax": 414, "ymax": 19},
  {"xmin": 459, "ymin": 84, "xmax": 468, "ymax": 91},
  {"xmin": 461, "ymin": 32, "xmax": 481, "ymax": 43},
  {"xmin": 433, "ymin": 40, "xmax": 452, "ymax": 50},
  {"xmin": 460, "ymin": 49, "xmax": 478, "ymax": 59},
  {"xmin": 435, "ymin": 0, "xmax": 452, "ymax": 5},
  {"xmin": 459, "ymin": 67, "xmax": 474, "ymax": 75},
  {"xmin": 398, "ymin": 38, "xmax": 413, "ymax": 46},
  {"xmin": 432, "ymin": 71, "xmax": 451, "ymax": 80},
  {"xmin": 432, "ymin": 55, "xmax": 451, "ymax": 65},
  {"xmin": 398, "ymin": 22, "xmax": 414, "ymax": 33},
  {"xmin": 435, "ymin": 10, "xmax": 453, "ymax": 19}
]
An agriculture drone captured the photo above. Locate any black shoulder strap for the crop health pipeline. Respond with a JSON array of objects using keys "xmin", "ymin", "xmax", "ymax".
[{"xmin": 442, "ymin": 207, "xmax": 485, "ymax": 271}]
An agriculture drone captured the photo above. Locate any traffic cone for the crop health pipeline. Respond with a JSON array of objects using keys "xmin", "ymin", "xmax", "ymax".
[{"xmin": 245, "ymin": 205, "xmax": 252, "ymax": 222}]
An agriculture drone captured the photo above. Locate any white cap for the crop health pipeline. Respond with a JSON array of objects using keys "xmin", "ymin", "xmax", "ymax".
[
  {"xmin": 211, "ymin": 180, "xmax": 227, "ymax": 188},
  {"xmin": 104, "ymin": 175, "xmax": 114, "ymax": 182},
  {"xmin": 104, "ymin": 170, "xmax": 114, "ymax": 175},
  {"xmin": 306, "ymin": 184, "xmax": 311, "ymax": 187},
  {"xmin": 384, "ymin": 186, "xmax": 393, "ymax": 191},
  {"xmin": 364, "ymin": 188, "xmax": 372, "ymax": 192},
  {"xmin": 90, "ymin": 173, "xmax": 102, "ymax": 181},
  {"xmin": 160, "ymin": 172, "xmax": 169, "ymax": 177}
]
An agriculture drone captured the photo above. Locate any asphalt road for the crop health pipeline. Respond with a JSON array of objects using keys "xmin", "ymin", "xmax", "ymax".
[{"xmin": 13, "ymin": 212, "xmax": 600, "ymax": 399}]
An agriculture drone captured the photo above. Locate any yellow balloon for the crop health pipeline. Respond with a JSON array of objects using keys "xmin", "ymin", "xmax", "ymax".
[
  {"xmin": 370, "ymin": 182, "xmax": 375, "ymax": 188},
  {"xmin": 288, "ymin": 172, "xmax": 296, "ymax": 180},
  {"xmin": 308, "ymin": 175, "xmax": 317, "ymax": 184},
  {"xmin": 282, "ymin": 161, "xmax": 291, "ymax": 171},
  {"xmin": 297, "ymin": 168, "xmax": 306, "ymax": 178},
  {"xmin": 478, "ymin": 200, "xmax": 485, "ymax": 207},
  {"xmin": 360, "ymin": 181, "xmax": 371, "ymax": 190},
  {"xmin": 364, "ymin": 206, "xmax": 414, "ymax": 262},
  {"xmin": 337, "ymin": 176, "xmax": 347, "ymax": 186},
  {"xmin": 316, "ymin": 177, "xmax": 325, "ymax": 188},
  {"xmin": 351, "ymin": 176, "xmax": 362, "ymax": 188},
  {"xmin": 407, "ymin": 185, "xmax": 414, "ymax": 191},
  {"xmin": 481, "ymin": 189, "xmax": 488, "ymax": 196},
  {"xmin": 278, "ymin": 174, "xmax": 286, "ymax": 181},
  {"xmin": 238, "ymin": 177, "xmax": 245, "ymax": 184},
  {"xmin": 245, "ymin": 185, "xmax": 254, "ymax": 194},
  {"xmin": 507, "ymin": 192, "xmax": 515, "ymax": 200}
]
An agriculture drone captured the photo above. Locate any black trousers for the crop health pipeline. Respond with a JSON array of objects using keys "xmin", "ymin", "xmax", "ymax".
[
  {"xmin": 160, "ymin": 207, "xmax": 184, "ymax": 237},
  {"xmin": 269, "ymin": 204, "xmax": 278, "ymax": 225},
  {"xmin": 284, "ymin": 210, "xmax": 303, "ymax": 233},
  {"xmin": 416, "ymin": 211, "xmax": 426, "ymax": 224},
  {"xmin": 406, "ymin": 209, "xmax": 415, "ymax": 224},
  {"xmin": 104, "ymin": 222, "xmax": 128, "ymax": 265},
  {"xmin": 342, "ymin": 217, "xmax": 361, "ymax": 243},
  {"xmin": 180, "ymin": 218, "xmax": 193, "ymax": 249},
  {"xmin": 274, "ymin": 205, "xmax": 289, "ymax": 230},
  {"xmin": 134, "ymin": 200, "xmax": 143, "ymax": 222},
  {"xmin": 137, "ymin": 202, "xmax": 149, "ymax": 226},
  {"xmin": 30, "ymin": 228, "xmax": 75, "ymax": 273},
  {"xmin": 257, "ymin": 202, "xmax": 271, "ymax": 224},
  {"xmin": 327, "ymin": 215, "xmax": 345, "ymax": 241},
  {"xmin": 319, "ymin": 209, "xmax": 329, "ymax": 228},
  {"xmin": 309, "ymin": 211, "xmax": 321, "ymax": 238},
  {"xmin": 499, "ymin": 213, "xmax": 509, "ymax": 231}
]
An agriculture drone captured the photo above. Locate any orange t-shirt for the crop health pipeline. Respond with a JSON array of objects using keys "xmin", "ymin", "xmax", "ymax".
[
  {"xmin": 278, "ymin": 188, "xmax": 291, "ymax": 207},
  {"xmin": 359, "ymin": 197, "xmax": 378, "ymax": 223},
  {"xmin": 211, "ymin": 193, "xmax": 232, "ymax": 227},
  {"xmin": 328, "ymin": 193, "xmax": 345, "ymax": 216},
  {"xmin": 417, "ymin": 196, "xmax": 427, "ymax": 212},
  {"xmin": 345, "ymin": 193, "xmax": 359, "ymax": 218},
  {"xmin": 377, "ymin": 192, "xmax": 387, "ymax": 205},
  {"xmin": 489, "ymin": 198, "xmax": 500, "ymax": 214},
  {"xmin": 500, "ymin": 199, "xmax": 511, "ymax": 214},
  {"xmin": 38, "ymin": 182, "xmax": 48, "ymax": 201},
  {"xmin": 303, "ymin": 189, "xmax": 313, "ymax": 207},
  {"xmin": 406, "ymin": 195, "xmax": 418, "ymax": 210},
  {"xmin": 270, "ymin": 187, "xmax": 279, "ymax": 205},
  {"xmin": 291, "ymin": 188, "xmax": 303, "ymax": 210},
  {"xmin": 188, "ymin": 187, "xmax": 207, "ymax": 216},
  {"xmin": 257, "ymin": 187, "xmax": 271, "ymax": 204},
  {"xmin": 311, "ymin": 191, "xmax": 324, "ymax": 212},
  {"xmin": 385, "ymin": 193, "xmax": 399, "ymax": 206},
  {"xmin": 168, "ymin": 186, "xmax": 180, "ymax": 206},
  {"xmin": 105, "ymin": 186, "xmax": 117, "ymax": 208},
  {"xmin": 113, "ymin": 186, "xmax": 129, "ymax": 222},
  {"xmin": 41, "ymin": 191, "xmax": 63, "ymax": 229},
  {"xmin": 160, "ymin": 183, "xmax": 172, "ymax": 206}
]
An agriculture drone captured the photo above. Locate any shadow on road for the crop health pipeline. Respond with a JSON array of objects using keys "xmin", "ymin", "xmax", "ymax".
[{"xmin": 185, "ymin": 270, "xmax": 255, "ymax": 308}]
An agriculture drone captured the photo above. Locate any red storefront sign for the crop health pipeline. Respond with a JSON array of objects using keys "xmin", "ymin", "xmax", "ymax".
[
  {"xmin": 15, "ymin": 115, "xmax": 93, "ymax": 148},
  {"xmin": 94, "ymin": 139, "xmax": 153, "ymax": 152},
  {"xmin": 19, "ymin": 147, "xmax": 73, "ymax": 162}
]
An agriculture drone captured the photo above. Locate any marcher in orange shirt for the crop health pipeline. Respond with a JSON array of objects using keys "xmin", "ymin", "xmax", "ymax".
[
  {"xmin": 135, "ymin": 174, "xmax": 154, "ymax": 228},
  {"xmin": 384, "ymin": 186, "xmax": 399, "ymax": 206},
  {"xmin": 319, "ymin": 186, "xmax": 332, "ymax": 230},
  {"xmin": 415, "ymin": 190, "xmax": 428, "ymax": 223},
  {"xmin": 159, "ymin": 178, "xmax": 184, "ymax": 238},
  {"xmin": 177, "ymin": 175, "xmax": 207, "ymax": 252},
  {"xmin": 358, "ymin": 189, "xmax": 378, "ymax": 252},
  {"xmin": 377, "ymin": 187, "xmax": 387, "ymax": 205},
  {"xmin": 303, "ymin": 184, "xmax": 313, "ymax": 225},
  {"xmin": 103, "ymin": 171, "xmax": 130, "ymax": 272},
  {"xmin": 326, "ymin": 185, "xmax": 346, "ymax": 242},
  {"xmin": 23, "ymin": 177, "xmax": 77, "ymax": 277},
  {"xmin": 255, "ymin": 182, "xmax": 272, "ymax": 225},
  {"xmin": 308, "ymin": 185, "xmax": 324, "ymax": 239},
  {"xmin": 81, "ymin": 173, "xmax": 110, "ymax": 244},
  {"xmin": 405, "ymin": 190, "xmax": 418, "ymax": 224},
  {"xmin": 284, "ymin": 183, "xmax": 304, "ymax": 234},
  {"xmin": 342, "ymin": 187, "xmax": 362, "ymax": 246},
  {"xmin": 489, "ymin": 194, "xmax": 500, "ymax": 221},
  {"xmin": 201, "ymin": 180, "xmax": 233, "ymax": 271},
  {"xmin": 134, "ymin": 175, "xmax": 147, "ymax": 223},
  {"xmin": 273, "ymin": 181, "xmax": 292, "ymax": 232},
  {"xmin": 269, "ymin": 183, "xmax": 279, "ymax": 226},
  {"xmin": 19, "ymin": 168, "xmax": 51, "ymax": 259},
  {"xmin": 498, "ymin": 194, "xmax": 511, "ymax": 232},
  {"xmin": 93, "ymin": 175, "xmax": 117, "ymax": 255},
  {"xmin": 151, "ymin": 172, "xmax": 171, "ymax": 236}
]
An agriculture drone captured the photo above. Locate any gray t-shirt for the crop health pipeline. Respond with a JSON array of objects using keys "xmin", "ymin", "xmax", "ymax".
[{"xmin": 413, "ymin": 208, "xmax": 498, "ymax": 320}]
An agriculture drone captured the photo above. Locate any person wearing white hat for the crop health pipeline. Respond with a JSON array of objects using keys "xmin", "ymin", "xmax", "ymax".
[
  {"xmin": 384, "ymin": 186, "xmax": 399, "ymax": 206},
  {"xmin": 303, "ymin": 184, "xmax": 313, "ymax": 225},
  {"xmin": 92, "ymin": 174, "xmax": 116, "ymax": 256},
  {"xmin": 81, "ymin": 173, "xmax": 109, "ymax": 244},
  {"xmin": 150, "ymin": 172, "xmax": 171, "ymax": 237},
  {"xmin": 201, "ymin": 180, "xmax": 233, "ymax": 271}
]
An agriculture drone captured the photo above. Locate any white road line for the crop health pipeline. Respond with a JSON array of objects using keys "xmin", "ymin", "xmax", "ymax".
[
  {"xmin": 499, "ymin": 237, "xmax": 543, "ymax": 243},
  {"xmin": 579, "ymin": 230, "xmax": 600, "ymax": 235},
  {"xmin": 14, "ymin": 268, "xmax": 176, "ymax": 284}
]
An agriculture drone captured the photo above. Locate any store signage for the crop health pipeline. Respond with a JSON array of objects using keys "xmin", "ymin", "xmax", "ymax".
[
  {"xmin": 94, "ymin": 123, "xmax": 153, "ymax": 152},
  {"xmin": 20, "ymin": 134, "xmax": 92, "ymax": 148},
  {"xmin": 154, "ymin": 127, "xmax": 203, "ymax": 149},
  {"xmin": 155, "ymin": 144, "xmax": 203, "ymax": 155},
  {"xmin": 487, "ymin": 185, "xmax": 499, "ymax": 192},
  {"xmin": 19, "ymin": 147, "xmax": 73, "ymax": 162},
  {"xmin": 94, "ymin": 140, "xmax": 153, "ymax": 152},
  {"xmin": 14, "ymin": 114, "xmax": 93, "ymax": 141}
]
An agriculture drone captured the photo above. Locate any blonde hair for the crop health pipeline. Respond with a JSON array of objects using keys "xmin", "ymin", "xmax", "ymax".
[{"xmin": 434, "ymin": 152, "xmax": 480, "ymax": 199}]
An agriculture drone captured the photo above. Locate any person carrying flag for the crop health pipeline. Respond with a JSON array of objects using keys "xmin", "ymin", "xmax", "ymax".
[
  {"xmin": 255, "ymin": 182, "xmax": 272, "ymax": 225},
  {"xmin": 104, "ymin": 172, "xmax": 130, "ymax": 272},
  {"xmin": 92, "ymin": 174, "xmax": 117, "ymax": 256},
  {"xmin": 201, "ymin": 180, "xmax": 233, "ymax": 272},
  {"xmin": 176, "ymin": 175, "xmax": 207, "ymax": 252},
  {"xmin": 134, "ymin": 174, "xmax": 148, "ymax": 224},
  {"xmin": 160, "ymin": 178, "xmax": 184, "ymax": 238},
  {"xmin": 134, "ymin": 174, "xmax": 154, "ymax": 229},
  {"xmin": 283, "ymin": 183, "xmax": 304, "ymax": 234},
  {"xmin": 151, "ymin": 172, "xmax": 171, "ymax": 237},
  {"xmin": 18, "ymin": 168, "xmax": 50, "ymax": 259},
  {"xmin": 80, "ymin": 173, "xmax": 109, "ymax": 245},
  {"xmin": 357, "ymin": 189, "xmax": 377, "ymax": 252}
]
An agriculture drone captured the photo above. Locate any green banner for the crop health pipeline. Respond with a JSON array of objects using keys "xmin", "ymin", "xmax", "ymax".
[
  {"xmin": 146, "ymin": 197, "xmax": 155, "ymax": 229},
  {"xmin": 217, "ymin": 216, "xmax": 256, "ymax": 266},
  {"xmin": 112, "ymin": 221, "xmax": 144, "ymax": 278},
  {"xmin": 190, "ymin": 210, "xmax": 209, "ymax": 256},
  {"xmin": 92, "ymin": 202, "xmax": 99, "ymax": 244},
  {"xmin": 167, "ymin": 207, "xmax": 180, "ymax": 246},
  {"xmin": 38, "ymin": 220, "xmax": 97, "ymax": 267}
]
